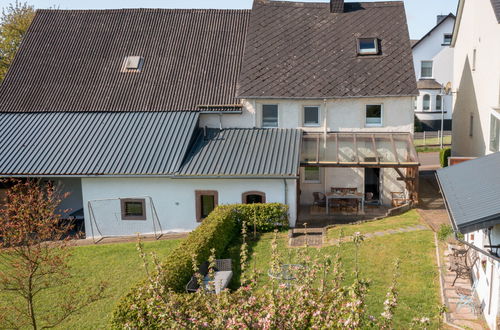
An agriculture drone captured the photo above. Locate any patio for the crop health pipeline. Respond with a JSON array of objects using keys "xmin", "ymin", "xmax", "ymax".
[{"xmin": 297, "ymin": 132, "xmax": 420, "ymax": 228}]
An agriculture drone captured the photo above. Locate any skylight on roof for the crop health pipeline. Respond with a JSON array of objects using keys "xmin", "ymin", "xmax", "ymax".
[
  {"xmin": 357, "ymin": 38, "xmax": 379, "ymax": 55},
  {"xmin": 122, "ymin": 56, "xmax": 144, "ymax": 72}
]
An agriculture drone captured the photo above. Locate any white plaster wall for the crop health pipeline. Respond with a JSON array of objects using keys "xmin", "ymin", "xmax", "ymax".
[
  {"xmin": 452, "ymin": 0, "xmax": 500, "ymax": 157},
  {"xmin": 81, "ymin": 177, "xmax": 297, "ymax": 237},
  {"xmin": 299, "ymin": 167, "xmax": 405, "ymax": 207},
  {"xmin": 199, "ymin": 99, "xmax": 256, "ymax": 128},
  {"xmin": 412, "ymin": 17, "xmax": 455, "ymax": 122},
  {"xmin": 415, "ymin": 89, "xmax": 453, "ymax": 121},
  {"xmin": 466, "ymin": 226, "xmax": 500, "ymax": 329},
  {"xmin": 247, "ymin": 97, "xmax": 414, "ymax": 133},
  {"xmin": 412, "ymin": 17, "xmax": 455, "ymax": 83}
]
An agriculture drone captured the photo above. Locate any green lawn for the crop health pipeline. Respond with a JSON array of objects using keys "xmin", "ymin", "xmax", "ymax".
[
  {"xmin": 227, "ymin": 210, "xmax": 440, "ymax": 327},
  {"xmin": 0, "ymin": 239, "xmax": 181, "ymax": 329},
  {"xmin": 326, "ymin": 209, "xmax": 424, "ymax": 240},
  {"xmin": 414, "ymin": 135, "xmax": 451, "ymax": 147}
]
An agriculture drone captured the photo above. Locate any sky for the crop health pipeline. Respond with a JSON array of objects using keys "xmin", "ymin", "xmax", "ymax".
[{"xmin": 0, "ymin": 0, "xmax": 458, "ymax": 39}]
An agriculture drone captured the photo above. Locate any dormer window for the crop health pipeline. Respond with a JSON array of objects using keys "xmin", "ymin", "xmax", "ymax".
[
  {"xmin": 122, "ymin": 56, "xmax": 144, "ymax": 72},
  {"xmin": 357, "ymin": 38, "xmax": 379, "ymax": 55}
]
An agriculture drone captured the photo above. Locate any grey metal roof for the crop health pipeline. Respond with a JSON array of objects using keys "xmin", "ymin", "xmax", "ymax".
[
  {"xmin": 0, "ymin": 9, "xmax": 250, "ymax": 112},
  {"xmin": 0, "ymin": 112, "xmax": 199, "ymax": 175},
  {"xmin": 179, "ymin": 128, "xmax": 301, "ymax": 177},
  {"xmin": 436, "ymin": 152, "xmax": 500, "ymax": 234}
]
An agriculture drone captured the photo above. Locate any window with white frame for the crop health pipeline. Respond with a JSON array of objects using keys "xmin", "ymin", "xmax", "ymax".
[
  {"xmin": 303, "ymin": 106, "xmax": 320, "ymax": 126},
  {"xmin": 436, "ymin": 95, "xmax": 442, "ymax": 111},
  {"xmin": 262, "ymin": 104, "xmax": 278, "ymax": 128},
  {"xmin": 303, "ymin": 167, "xmax": 320, "ymax": 183},
  {"xmin": 421, "ymin": 61, "xmax": 433, "ymax": 78},
  {"xmin": 357, "ymin": 38, "xmax": 379, "ymax": 55},
  {"xmin": 423, "ymin": 94, "xmax": 431, "ymax": 110},
  {"xmin": 490, "ymin": 114, "xmax": 500, "ymax": 152},
  {"xmin": 365, "ymin": 105, "xmax": 382, "ymax": 126},
  {"xmin": 443, "ymin": 34, "xmax": 452, "ymax": 45}
]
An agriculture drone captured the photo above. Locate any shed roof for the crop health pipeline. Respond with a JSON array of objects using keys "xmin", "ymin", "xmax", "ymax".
[
  {"xmin": 0, "ymin": 9, "xmax": 250, "ymax": 112},
  {"xmin": 0, "ymin": 111, "xmax": 199, "ymax": 175},
  {"xmin": 436, "ymin": 152, "xmax": 500, "ymax": 234},
  {"xmin": 417, "ymin": 79, "xmax": 443, "ymax": 90},
  {"xmin": 179, "ymin": 128, "xmax": 301, "ymax": 177},
  {"xmin": 237, "ymin": 0, "xmax": 418, "ymax": 99}
]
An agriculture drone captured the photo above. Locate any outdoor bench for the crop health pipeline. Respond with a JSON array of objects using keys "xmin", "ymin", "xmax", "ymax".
[{"xmin": 186, "ymin": 259, "xmax": 232, "ymax": 294}]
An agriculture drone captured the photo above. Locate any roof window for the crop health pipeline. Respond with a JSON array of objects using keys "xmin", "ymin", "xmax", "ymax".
[
  {"xmin": 122, "ymin": 56, "xmax": 144, "ymax": 72},
  {"xmin": 357, "ymin": 38, "xmax": 379, "ymax": 56}
]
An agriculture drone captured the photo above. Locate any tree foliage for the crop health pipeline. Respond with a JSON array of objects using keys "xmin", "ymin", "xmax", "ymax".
[
  {"xmin": 0, "ymin": 179, "xmax": 106, "ymax": 329},
  {"xmin": 0, "ymin": 1, "xmax": 35, "ymax": 82}
]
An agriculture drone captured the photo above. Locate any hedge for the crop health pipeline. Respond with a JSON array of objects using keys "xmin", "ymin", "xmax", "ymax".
[
  {"xmin": 440, "ymin": 147, "xmax": 451, "ymax": 168},
  {"xmin": 111, "ymin": 203, "xmax": 288, "ymax": 328},
  {"xmin": 232, "ymin": 203, "xmax": 288, "ymax": 232}
]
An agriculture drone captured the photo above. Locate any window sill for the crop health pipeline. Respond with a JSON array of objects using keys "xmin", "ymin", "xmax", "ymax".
[
  {"xmin": 303, "ymin": 124, "xmax": 321, "ymax": 128},
  {"xmin": 262, "ymin": 125, "xmax": 279, "ymax": 129},
  {"xmin": 365, "ymin": 124, "xmax": 383, "ymax": 127},
  {"xmin": 303, "ymin": 180, "xmax": 321, "ymax": 184},
  {"xmin": 415, "ymin": 110, "xmax": 448, "ymax": 114}
]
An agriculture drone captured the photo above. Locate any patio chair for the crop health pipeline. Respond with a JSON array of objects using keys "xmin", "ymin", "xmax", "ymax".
[
  {"xmin": 390, "ymin": 192, "xmax": 409, "ymax": 207},
  {"xmin": 450, "ymin": 253, "xmax": 479, "ymax": 286},
  {"xmin": 365, "ymin": 192, "xmax": 380, "ymax": 206},
  {"xmin": 456, "ymin": 281, "xmax": 479, "ymax": 314},
  {"xmin": 312, "ymin": 192, "xmax": 326, "ymax": 208}
]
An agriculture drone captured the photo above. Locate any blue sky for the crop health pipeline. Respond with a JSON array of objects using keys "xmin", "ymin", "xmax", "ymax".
[{"xmin": 0, "ymin": 0, "xmax": 458, "ymax": 39}]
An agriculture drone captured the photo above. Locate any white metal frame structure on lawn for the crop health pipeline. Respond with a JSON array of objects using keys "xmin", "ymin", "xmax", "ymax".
[{"xmin": 87, "ymin": 196, "xmax": 163, "ymax": 243}]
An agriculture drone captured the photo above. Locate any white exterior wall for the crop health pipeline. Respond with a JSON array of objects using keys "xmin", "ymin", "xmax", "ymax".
[
  {"xmin": 452, "ymin": 0, "xmax": 500, "ymax": 157},
  {"xmin": 412, "ymin": 17, "xmax": 455, "ymax": 125},
  {"xmin": 465, "ymin": 225, "xmax": 500, "ymax": 329},
  {"xmin": 81, "ymin": 177, "xmax": 297, "ymax": 237},
  {"xmin": 246, "ymin": 97, "xmax": 414, "ymax": 132},
  {"xmin": 299, "ymin": 167, "xmax": 406, "ymax": 207}
]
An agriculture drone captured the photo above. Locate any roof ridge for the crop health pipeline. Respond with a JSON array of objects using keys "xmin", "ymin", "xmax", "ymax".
[
  {"xmin": 35, "ymin": 8, "xmax": 252, "ymax": 14},
  {"xmin": 257, "ymin": 1, "xmax": 404, "ymax": 8}
]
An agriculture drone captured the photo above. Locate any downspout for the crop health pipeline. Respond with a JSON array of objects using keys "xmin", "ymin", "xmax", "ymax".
[
  {"xmin": 283, "ymin": 179, "xmax": 288, "ymax": 205},
  {"xmin": 218, "ymin": 113, "xmax": 223, "ymax": 130}
]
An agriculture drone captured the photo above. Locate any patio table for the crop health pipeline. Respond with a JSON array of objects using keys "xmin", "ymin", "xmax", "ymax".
[{"xmin": 325, "ymin": 192, "xmax": 364, "ymax": 214}]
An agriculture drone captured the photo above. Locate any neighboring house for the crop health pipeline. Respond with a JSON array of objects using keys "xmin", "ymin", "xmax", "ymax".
[
  {"xmin": 437, "ymin": 152, "xmax": 500, "ymax": 329},
  {"xmin": 451, "ymin": 0, "xmax": 500, "ymax": 157},
  {"xmin": 0, "ymin": 0, "xmax": 419, "ymax": 239},
  {"xmin": 412, "ymin": 14, "xmax": 455, "ymax": 131}
]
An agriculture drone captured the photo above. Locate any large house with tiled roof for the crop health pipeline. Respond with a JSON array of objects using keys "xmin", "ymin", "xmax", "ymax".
[{"xmin": 0, "ymin": 0, "xmax": 420, "ymax": 239}]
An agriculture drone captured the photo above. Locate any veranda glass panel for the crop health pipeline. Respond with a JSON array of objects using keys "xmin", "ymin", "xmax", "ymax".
[
  {"xmin": 301, "ymin": 135, "xmax": 318, "ymax": 163},
  {"xmin": 337, "ymin": 134, "xmax": 357, "ymax": 163},
  {"xmin": 356, "ymin": 135, "xmax": 377, "ymax": 163},
  {"xmin": 318, "ymin": 134, "xmax": 338, "ymax": 163},
  {"xmin": 375, "ymin": 136, "xmax": 398, "ymax": 163}
]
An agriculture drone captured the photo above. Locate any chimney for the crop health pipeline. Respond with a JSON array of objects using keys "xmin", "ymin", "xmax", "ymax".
[
  {"xmin": 436, "ymin": 15, "xmax": 447, "ymax": 24},
  {"xmin": 330, "ymin": 0, "xmax": 344, "ymax": 13}
]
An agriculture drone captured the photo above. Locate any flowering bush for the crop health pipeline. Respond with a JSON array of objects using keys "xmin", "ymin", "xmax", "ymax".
[{"xmin": 111, "ymin": 230, "xmax": 403, "ymax": 329}]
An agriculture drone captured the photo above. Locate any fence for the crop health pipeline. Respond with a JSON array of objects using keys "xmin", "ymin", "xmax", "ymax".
[{"xmin": 414, "ymin": 130, "xmax": 452, "ymax": 147}]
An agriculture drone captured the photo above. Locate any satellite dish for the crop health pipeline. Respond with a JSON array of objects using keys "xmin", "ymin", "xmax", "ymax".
[{"xmin": 444, "ymin": 82, "xmax": 452, "ymax": 95}]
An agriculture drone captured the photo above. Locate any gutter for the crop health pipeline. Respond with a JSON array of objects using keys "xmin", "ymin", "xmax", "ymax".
[
  {"xmin": 451, "ymin": 0, "xmax": 465, "ymax": 47},
  {"xmin": 235, "ymin": 94, "xmax": 419, "ymax": 100},
  {"xmin": 435, "ymin": 172, "xmax": 500, "ymax": 262},
  {"xmin": 1, "ymin": 174, "xmax": 300, "ymax": 180}
]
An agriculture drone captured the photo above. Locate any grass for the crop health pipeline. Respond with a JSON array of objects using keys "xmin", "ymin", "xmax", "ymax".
[
  {"xmin": 414, "ymin": 135, "xmax": 452, "ymax": 147},
  {"xmin": 226, "ymin": 210, "xmax": 440, "ymax": 327},
  {"xmin": 0, "ymin": 238, "xmax": 181, "ymax": 329},
  {"xmin": 416, "ymin": 146, "xmax": 443, "ymax": 153},
  {"xmin": 326, "ymin": 209, "xmax": 423, "ymax": 239}
]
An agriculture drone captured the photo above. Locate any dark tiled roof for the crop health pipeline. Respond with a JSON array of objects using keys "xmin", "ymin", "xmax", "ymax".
[
  {"xmin": 417, "ymin": 79, "xmax": 442, "ymax": 90},
  {"xmin": 179, "ymin": 128, "xmax": 301, "ymax": 177},
  {"xmin": 410, "ymin": 39, "xmax": 419, "ymax": 47},
  {"xmin": 492, "ymin": 0, "xmax": 500, "ymax": 23},
  {"xmin": 0, "ymin": 9, "xmax": 250, "ymax": 112},
  {"xmin": 0, "ymin": 112, "xmax": 198, "ymax": 175},
  {"xmin": 237, "ymin": 1, "xmax": 418, "ymax": 99},
  {"xmin": 437, "ymin": 152, "xmax": 500, "ymax": 234}
]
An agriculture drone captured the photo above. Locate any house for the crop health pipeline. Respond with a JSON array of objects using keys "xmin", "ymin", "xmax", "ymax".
[
  {"xmin": 437, "ymin": 152, "xmax": 500, "ymax": 329},
  {"xmin": 451, "ymin": 0, "xmax": 500, "ymax": 157},
  {"xmin": 0, "ymin": 0, "xmax": 419, "ymax": 239},
  {"xmin": 411, "ymin": 14, "xmax": 455, "ymax": 131}
]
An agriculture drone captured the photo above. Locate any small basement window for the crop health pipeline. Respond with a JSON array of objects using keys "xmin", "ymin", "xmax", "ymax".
[
  {"xmin": 122, "ymin": 56, "xmax": 144, "ymax": 72},
  {"xmin": 195, "ymin": 190, "xmax": 218, "ymax": 222},
  {"xmin": 303, "ymin": 106, "xmax": 320, "ymax": 126},
  {"xmin": 121, "ymin": 198, "xmax": 146, "ymax": 220},
  {"xmin": 365, "ymin": 104, "xmax": 383, "ymax": 126},
  {"xmin": 357, "ymin": 38, "xmax": 379, "ymax": 55},
  {"xmin": 242, "ymin": 191, "xmax": 266, "ymax": 204}
]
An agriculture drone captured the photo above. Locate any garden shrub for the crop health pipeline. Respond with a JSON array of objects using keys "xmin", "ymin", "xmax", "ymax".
[
  {"xmin": 439, "ymin": 147, "xmax": 451, "ymax": 168},
  {"xmin": 111, "ymin": 203, "xmax": 288, "ymax": 328},
  {"xmin": 437, "ymin": 224, "xmax": 454, "ymax": 241},
  {"xmin": 233, "ymin": 203, "xmax": 288, "ymax": 232}
]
